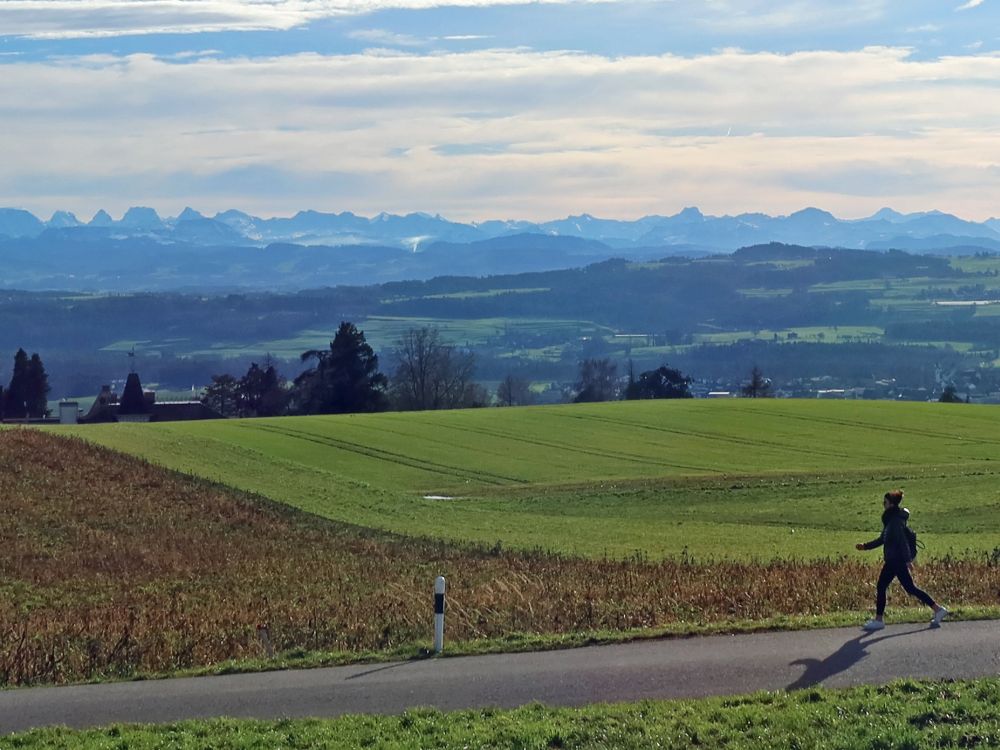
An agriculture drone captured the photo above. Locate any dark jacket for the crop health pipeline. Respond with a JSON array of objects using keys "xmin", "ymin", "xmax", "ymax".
[{"xmin": 863, "ymin": 506, "xmax": 912, "ymax": 564}]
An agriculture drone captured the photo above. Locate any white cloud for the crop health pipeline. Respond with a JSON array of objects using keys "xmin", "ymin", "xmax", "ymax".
[
  {"xmin": 347, "ymin": 28, "xmax": 426, "ymax": 46},
  {"xmin": 0, "ymin": 1, "xmax": 304, "ymax": 39},
  {"xmin": 0, "ymin": 0, "xmax": 547, "ymax": 39},
  {"xmin": 697, "ymin": 0, "xmax": 887, "ymax": 32},
  {"xmin": 956, "ymin": 0, "xmax": 985, "ymax": 10},
  {"xmin": 346, "ymin": 30, "xmax": 495, "ymax": 49},
  {"xmin": 1, "ymin": 0, "xmax": 894, "ymax": 39},
  {"xmin": 1, "ymin": 47, "xmax": 999, "ymax": 220},
  {"xmin": 164, "ymin": 49, "xmax": 223, "ymax": 59}
]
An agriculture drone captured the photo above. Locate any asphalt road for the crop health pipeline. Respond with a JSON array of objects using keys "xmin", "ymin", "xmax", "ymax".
[{"xmin": 2, "ymin": 620, "xmax": 998, "ymax": 733}]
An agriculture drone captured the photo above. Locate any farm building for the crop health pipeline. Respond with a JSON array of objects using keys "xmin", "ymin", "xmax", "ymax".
[{"xmin": 78, "ymin": 373, "xmax": 221, "ymax": 424}]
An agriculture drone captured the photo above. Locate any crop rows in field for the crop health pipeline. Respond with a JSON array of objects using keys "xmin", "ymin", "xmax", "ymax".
[
  {"xmin": 61, "ymin": 400, "xmax": 1000, "ymax": 560},
  {"xmin": 3, "ymin": 429, "xmax": 999, "ymax": 687}
]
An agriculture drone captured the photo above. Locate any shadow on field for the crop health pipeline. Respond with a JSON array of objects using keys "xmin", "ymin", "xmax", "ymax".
[{"xmin": 786, "ymin": 626, "xmax": 926, "ymax": 691}]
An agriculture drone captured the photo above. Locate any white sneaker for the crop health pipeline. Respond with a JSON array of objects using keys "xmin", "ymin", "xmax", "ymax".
[
  {"xmin": 931, "ymin": 607, "xmax": 949, "ymax": 628},
  {"xmin": 863, "ymin": 619, "xmax": 885, "ymax": 631}
]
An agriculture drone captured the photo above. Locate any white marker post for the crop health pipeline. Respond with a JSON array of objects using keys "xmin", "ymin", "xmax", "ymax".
[{"xmin": 434, "ymin": 576, "xmax": 446, "ymax": 654}]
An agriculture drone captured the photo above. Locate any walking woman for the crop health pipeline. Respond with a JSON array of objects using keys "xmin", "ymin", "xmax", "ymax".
[{"xmin": 855, "ymin": 489, "xmax": 948, "ymax": 631}]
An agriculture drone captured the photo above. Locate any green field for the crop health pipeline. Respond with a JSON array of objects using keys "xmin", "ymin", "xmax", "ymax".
[
  {"xmin": 59, "ymin": 400, "xmax": 1000, "ymax": 560},
  {"xmin": 692, "ymin": 326, "xmax": 883, "ymax": 345},
  {"xmin": 106, "ymin": 315, "xmax": 616, "ymax": 360}
]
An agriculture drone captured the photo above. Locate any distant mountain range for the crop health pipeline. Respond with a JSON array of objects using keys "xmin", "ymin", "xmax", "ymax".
[
  {"xmin": 2, "ymin": 204, "xmax": 999, "ymax": 291},
  {"xmin": 2, "ymin": 205, "xmax": 1000, "ymax": 254}
]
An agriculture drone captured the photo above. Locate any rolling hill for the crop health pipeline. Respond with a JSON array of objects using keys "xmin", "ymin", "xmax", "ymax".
[{"xmin": 60, "ymin": 399, "xmax": 1000, "ymax": 560}]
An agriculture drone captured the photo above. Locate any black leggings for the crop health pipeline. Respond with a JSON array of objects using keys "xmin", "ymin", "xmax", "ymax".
[{"xmin": 876, "ymin": 561, "xmax": 936, "ymax": 617}]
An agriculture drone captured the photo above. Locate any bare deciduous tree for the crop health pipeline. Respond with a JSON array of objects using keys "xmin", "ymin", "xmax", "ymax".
[
  {"xmin": 496, "ymin": 374, "xmax": 533, "ymax": 407},
  {"xmin": 390, "ymin": 326, "xmax": 478, "ymax": 410},
  {"xmin": 574, "ymin": 358, "xmax": 618, "ymax": 402}
]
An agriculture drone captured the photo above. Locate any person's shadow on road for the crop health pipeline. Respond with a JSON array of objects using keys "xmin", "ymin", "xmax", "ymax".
[{"xmin": 786, "ymin": 625, "xmax": 925, "ymax": 691}]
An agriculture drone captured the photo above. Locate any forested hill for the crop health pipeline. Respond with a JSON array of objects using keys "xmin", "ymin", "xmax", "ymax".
[
  {"xmin": 0, "ymin": 232, "xmax": 678, "ymax": 291},
  {"xmin": 374, "ymin": 245, "xmax": 957, "ymax": 331},
  {"xmin": 0, "ymin": 243, "xmax": 963, "ymax": 353},
  {"xmin": 4, "ymin": 243, "xmax": 1000, "ymax": 402}
]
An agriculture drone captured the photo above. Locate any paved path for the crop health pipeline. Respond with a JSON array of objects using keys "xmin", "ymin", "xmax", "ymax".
[{"xmin": 2, "ymin": 621, "xmax": 998, "ymax": 733}]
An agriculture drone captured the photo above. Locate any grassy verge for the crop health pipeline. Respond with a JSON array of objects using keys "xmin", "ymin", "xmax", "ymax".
[
  {"xmin": 169, "ymin": 605, "xmax": 1000, "ymax": 682},
  {"xmin": 5, "ymin": 678, "xmax": 1000, "ymax": 749}
]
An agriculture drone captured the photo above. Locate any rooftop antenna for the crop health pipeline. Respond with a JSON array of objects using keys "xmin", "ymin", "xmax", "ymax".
[{"xmin": 128, "ymin": 346, "xmax": 136, "ymax": 374}]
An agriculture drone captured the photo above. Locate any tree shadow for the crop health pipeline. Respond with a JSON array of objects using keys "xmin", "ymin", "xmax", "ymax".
[{"xmin": 786, "ymin": 625, "xmax": 926, "ymax": 691}]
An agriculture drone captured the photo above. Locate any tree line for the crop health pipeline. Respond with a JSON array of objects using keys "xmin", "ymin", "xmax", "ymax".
[
  {"xmin": 199, "ymin": 322, "xmax": 781, "ymax": 417},
  {"xmin": 201, "ymin": 322, "xmax": 495, "ymax": 417},
  {"xmin": 0, "ymin": 327, "xmax": 763, "ymax": 423},
  {"xmin": 571, "ymin": 358, "xmax": 773, "ymax": 401},
  {"xmin": 0, "ymin": 348, "xmax": 50, "ymax": 419}
]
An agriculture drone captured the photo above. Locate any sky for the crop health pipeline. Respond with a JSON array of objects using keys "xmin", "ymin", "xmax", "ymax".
[{"xmin": 0, "ymin": 0, "xmax": 998, "ymax": 222}]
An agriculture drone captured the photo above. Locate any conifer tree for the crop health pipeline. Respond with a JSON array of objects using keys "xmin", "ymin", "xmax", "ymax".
[
  {"xmin": 4, "ymin": 349, "xmax": 30, "ymax": 418},
  {"xmin": 25, "ymin": 353, "xmax": 50, "ymax": 417},
  {"xmin": 202, "ymin": 374, "xmax": 240, "ymax": 417},
  {"xmin": 294, "ymin": 322, "xmax": 387, "ymax": 414},
  {"xmin": 239, "ymin": 359, "xmax": 286, "ymax": 417}
]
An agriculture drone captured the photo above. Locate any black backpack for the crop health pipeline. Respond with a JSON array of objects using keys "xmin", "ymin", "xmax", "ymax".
[{"xmin": 904, "ymin": 525, "xmax": 921, "ymax": 560}]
